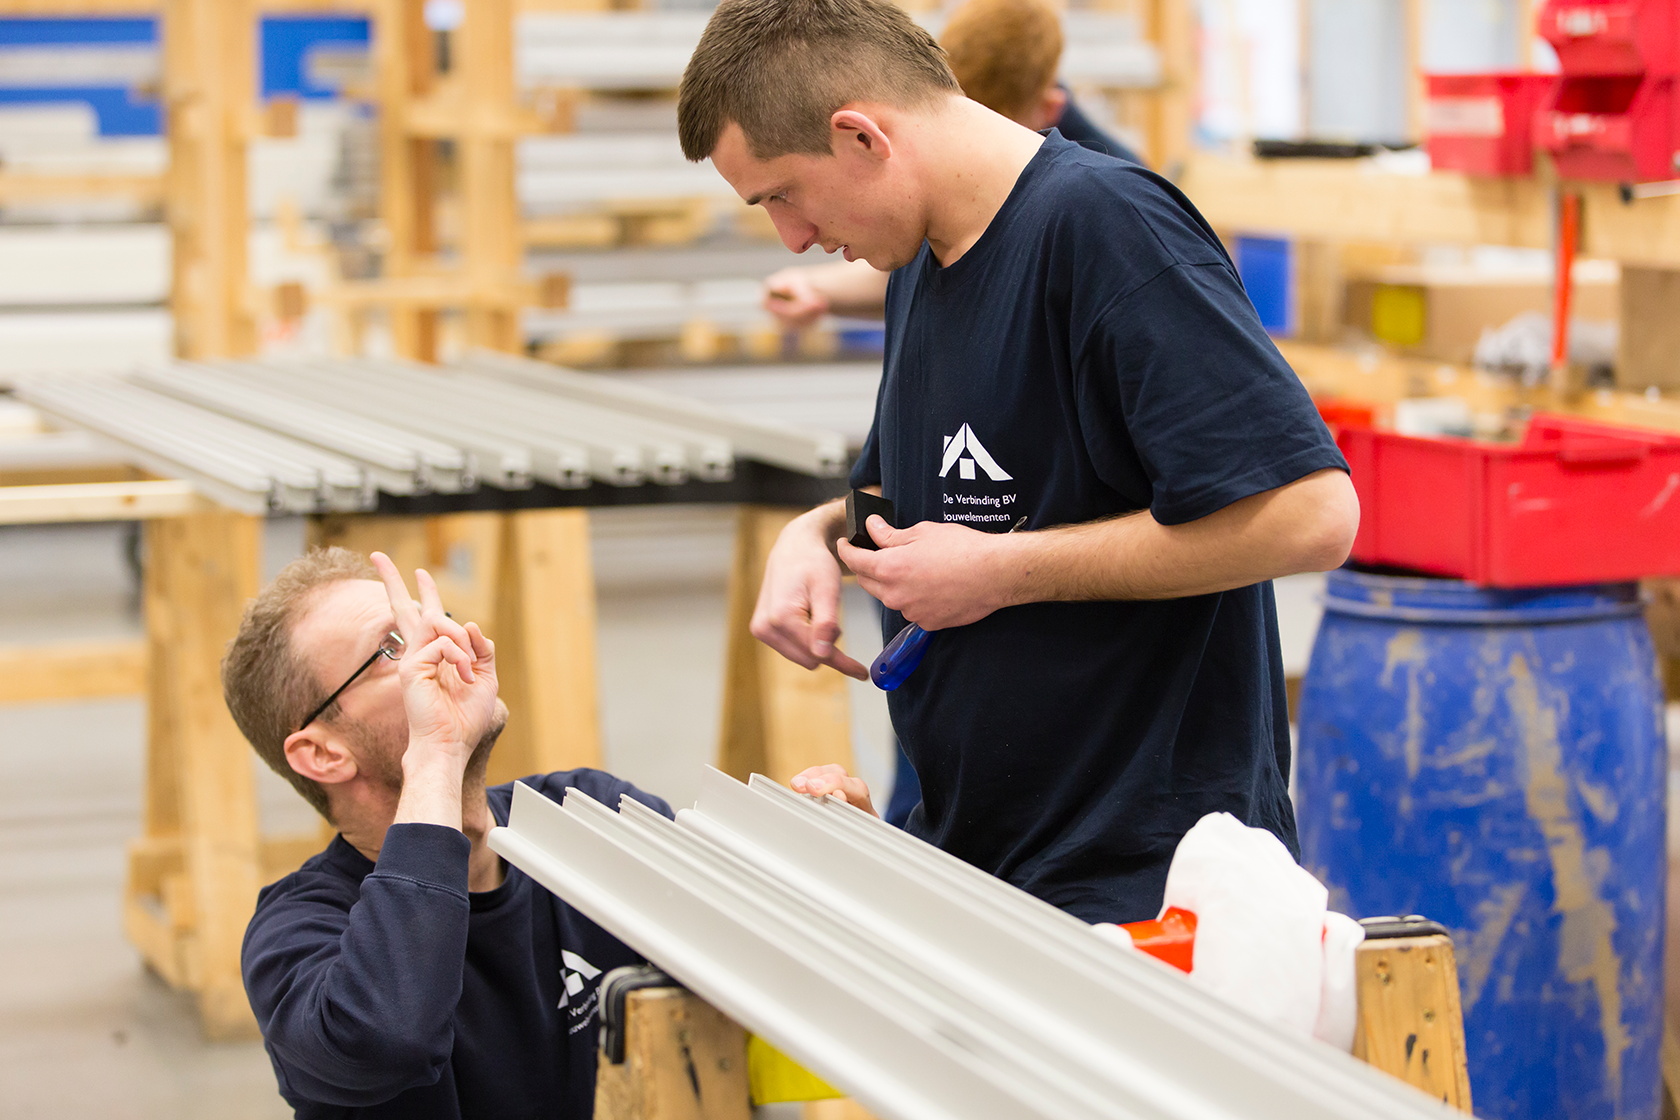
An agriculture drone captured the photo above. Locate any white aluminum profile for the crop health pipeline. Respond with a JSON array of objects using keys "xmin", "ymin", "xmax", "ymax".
[
  {"xmin": 256, "ymin": 358, "xmax": 611, "ymax": 488},
  {"xmin": 686, "ymin": 773, "xmax": 1448, "ymax": 1120},
  {"xmin": 16, "ymin": 377, "xmax": 371, "ymax": 513},
  {"xmin": 67, "ymin": 380, "xmax": 374, "ymax": 512},
  {"xmin": 492, "ymin": 784, "xmax": 1097, "ymax": 1120},
  {"xmin": 490, "ymin": 773, "xmax": 1454, "ymax": 1120},
  {"xmin": 225, "ymin": 359, "xmax": 542, "ymax": 490},
  {"xmin": 134, "ymin": 362, "xmax": 476, "ymax": 496},
  {"xmin": 514, "ymin": 11, "xmax": 1159, "ymax": 92},
  {"xmin": 444, "ymin": 369, "xmax": 734, "ymax": 483},
  {"xmin": 455, "ymin": 349, "xmax": 849, "ymax": 477},
  {"xmin": 15, "ymin": 388, "xmax": 273, "ymax": 515},
  {"xmin": 334, "ymin": 358, "xmax": 651, "ymax": 487}
]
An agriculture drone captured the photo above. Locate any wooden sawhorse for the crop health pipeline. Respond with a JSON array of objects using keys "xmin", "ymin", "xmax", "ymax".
[{"xmin": 595, "ymin": 930, "xmax": 1473, "ymax": 1120}]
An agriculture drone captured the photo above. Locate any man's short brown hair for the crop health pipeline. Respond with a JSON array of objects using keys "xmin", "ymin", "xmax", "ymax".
[
  {"xmin": 941, "ymin": 0, "xmax": 1063, "ymax": 121},
  {"xmin": 678, "ymin": 0, "xmax": 961, "ymax": 162},
  {"xmin": 221, "ymin": 547, "xmax": 375, "ymax": 822}
]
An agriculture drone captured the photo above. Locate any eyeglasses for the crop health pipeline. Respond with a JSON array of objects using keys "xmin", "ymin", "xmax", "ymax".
[{"xmin": 297, "ymin": 630, "xmax": 405, "ymax": 734}]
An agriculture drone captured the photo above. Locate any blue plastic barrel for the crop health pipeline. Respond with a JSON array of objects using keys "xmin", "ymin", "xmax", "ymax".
[{"xmin": 1296, "ymin": 570, "xmax": 1667, "ymax": 1120}]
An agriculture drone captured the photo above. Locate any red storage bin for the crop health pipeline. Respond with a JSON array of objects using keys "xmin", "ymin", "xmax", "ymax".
[
  {"xmin": 1538, "ymin": 0, "xmax": 1680, "ymax": 76},
  {"xmin": 1425, "ymin": 73, "xmax": 1556, "ymax": 175},
  {"xmin": 1316, "ymin": 398, "xmax": 1377, "ymax": 431},
  {"xmin": 1339, "ymin": 414, "xmax": 1680, "ymax": 587},
  {"xmin": 1536, "ymin": 73, "xmax": 1680, "ymax": 180}
]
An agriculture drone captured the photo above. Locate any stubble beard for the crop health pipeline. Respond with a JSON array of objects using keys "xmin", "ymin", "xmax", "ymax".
[{"xmin": 357, "ymin": 700, "xmax": 510, "ymax": 800}]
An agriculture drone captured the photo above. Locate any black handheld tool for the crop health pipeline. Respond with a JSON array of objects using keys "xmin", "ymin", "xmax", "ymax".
[{"xmin": 845, "ymin": 490, "xmax": 896, "ymax": 550}]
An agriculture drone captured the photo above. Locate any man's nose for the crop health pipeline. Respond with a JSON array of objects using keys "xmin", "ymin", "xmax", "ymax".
[{"xmin": 770, "ymin": 210, "xmax": 818, "ymax": 255}]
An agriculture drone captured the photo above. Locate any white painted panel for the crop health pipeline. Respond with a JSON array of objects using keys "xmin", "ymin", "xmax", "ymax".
[
  {"xmin": 0, "ymin": 226, "xmax": 169, "ymax": 306},
  {"xmin": 0, "ymin": 309, "xmax": 171, "ymax": 381}
]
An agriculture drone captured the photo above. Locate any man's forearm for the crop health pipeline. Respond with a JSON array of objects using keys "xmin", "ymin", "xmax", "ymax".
[
  {"xmin": 807, "ymin": 260, "xmax": 890, "ymax": 319},
  {"xmin": 993, "ymin": 469, "xmax": 1358, "ymax": 606}
]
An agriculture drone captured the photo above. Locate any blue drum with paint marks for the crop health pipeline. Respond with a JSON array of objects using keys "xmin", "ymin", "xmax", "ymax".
[{"xmin": 1296, "ymin": 570, "xmax": 1667, "ymax": 1120}]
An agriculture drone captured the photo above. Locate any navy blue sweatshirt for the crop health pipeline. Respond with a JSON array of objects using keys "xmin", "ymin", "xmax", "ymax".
[{"xmin": 242, "ymin": 770, "xmax": 671, "ymax": 1119}]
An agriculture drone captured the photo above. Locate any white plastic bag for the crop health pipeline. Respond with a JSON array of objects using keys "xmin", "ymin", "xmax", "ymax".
[{"xmin": 1097, "ymin": 813, "xmax": 1366, "ymax": 1050}]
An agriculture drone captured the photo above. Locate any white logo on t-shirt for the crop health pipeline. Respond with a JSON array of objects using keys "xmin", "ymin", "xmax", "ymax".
[
  {"xmin": 557, "ymin": 948, "xmax": 601, "ymax": 1010},
  {"xmin": 939, "ymin": 424, "xmax": 1013, "ymax": 481}
]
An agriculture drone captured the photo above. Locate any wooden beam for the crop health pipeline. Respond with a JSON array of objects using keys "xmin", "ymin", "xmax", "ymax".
[
  {"xmin": 0, "ymin": 480, "xmax": 210, "ymax": 525},
  {"xmin": 1353, "ymin": 934, "xmax": 1472, "ymax": 1110},
  {"xmin": 1182, "ymin": 154, "xmax": 1680, "ymax": 268},
  {"xmin": 0, "ymin": 173, "xmax": 165, "ymax": 205},
  {"xmin": 717, "ymin": 506, "xmax": 855, "ymax": 786},
  {"xmin": 133, "ymin": 511, "xmax": 264, "ymax": 1040},
  {"xmin": 0, "ymin": 638, "xmax": 146, "ymax": 704},
  {"xmin": 594, "ymin": 987, "xmax": 752, "ymax": 1120},
  {"xmin": 1276, "ymin": 339, "xmax": 1680, "ymax": 438},
  {"xmin": 490, "ymin": 508, "xmax": 602, "ymax": 781},
  {"xmin": 164, "ymin": 0, "xmax": 258, "ymax": 360}
]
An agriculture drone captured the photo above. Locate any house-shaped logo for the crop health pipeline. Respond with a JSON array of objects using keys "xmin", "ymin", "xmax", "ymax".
[
  {"xmin": 940, "ymin": 424, "xmax": 1012, "ymax": 482},
  {"xmin": 557, "ymin": 949, "xmax": 600, "ymax": 1009}
]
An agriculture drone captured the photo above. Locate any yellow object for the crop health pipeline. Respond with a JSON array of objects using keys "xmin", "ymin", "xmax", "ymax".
[
  {"xmin": 746, "ymin": 1034, "xmax": 844, "ymax": 1104},
  {"xmin": 1369, "ymin": 284, "xmax": 1428, "ymax": 347}
]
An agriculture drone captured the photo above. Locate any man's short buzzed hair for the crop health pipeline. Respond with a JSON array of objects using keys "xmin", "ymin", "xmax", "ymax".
[
  {"xmin": 222, "ymin": 547, "xmax": 376, "ymax": 822},
  {"xmin": 941, "ymin": 0, "xmax": 1063, "ymax": 121},
  {"xmin": 678, "ymin": 0, "xmax": 961, "ymax": 162}
]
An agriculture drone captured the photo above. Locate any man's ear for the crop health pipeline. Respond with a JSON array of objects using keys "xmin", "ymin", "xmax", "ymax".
[
  {"xmin": 830, "ymin": 109, "xmax": 893, "ymax": 162},
  {"xmin": 283, "ymin": 727, "xmax": 358, "ymax": 786}
]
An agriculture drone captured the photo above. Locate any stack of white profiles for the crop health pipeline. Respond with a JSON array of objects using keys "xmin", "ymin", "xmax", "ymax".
[
  {"xmin": 14, "ymin": 351, "xmax": 849, "ymax": 515},
  {"xmin": 488, "ymin": 769, "xmax": 1452, "ymax": 1120}
]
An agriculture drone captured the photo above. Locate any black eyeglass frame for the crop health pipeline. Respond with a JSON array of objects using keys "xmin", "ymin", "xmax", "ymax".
[{"xmin": 296, "ymin": 631, "xmax": 404, "ymax": 734}]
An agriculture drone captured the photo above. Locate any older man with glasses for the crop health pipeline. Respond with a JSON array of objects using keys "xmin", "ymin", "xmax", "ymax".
[{"xmin": 222, "ymin": 546, "xmax": 670, "ymax": 1120}]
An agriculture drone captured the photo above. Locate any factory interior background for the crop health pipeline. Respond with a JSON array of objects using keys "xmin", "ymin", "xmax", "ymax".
[{"xmin": 1, "ymin": 0, "xmax": 1679, "ymax": 1118}]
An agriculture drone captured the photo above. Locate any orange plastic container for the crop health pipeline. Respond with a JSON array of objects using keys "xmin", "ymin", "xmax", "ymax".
[
  {"xmin": 1120, "ymin": 907, "xmax": 1198, "ymax": 973},
  {"xmin": 1339, "ymin": 413, "xmax": 1680, "ymax": 587}
]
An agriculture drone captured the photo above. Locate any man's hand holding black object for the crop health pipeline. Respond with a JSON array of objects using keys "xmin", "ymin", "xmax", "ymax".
[
  {"xmin": 371, "ymin": 551, "xmax": 500, "ymax": 830},
  {"xmin": 749, "ymin": 500, "xmax": 870, "ymax": 681},
  {"xmin": 837, "ymin": 515, "xmax": 1015, "ymax": 630}
]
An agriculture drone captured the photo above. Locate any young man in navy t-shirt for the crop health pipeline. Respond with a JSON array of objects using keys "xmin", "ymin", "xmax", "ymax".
[
  {"xmin": 222, "ymin": 548, "xmax": 668, "ymax": 1119},
  {"xmin": 679, "ymin": 0, "xmax": 1358, "ymax": 924}
]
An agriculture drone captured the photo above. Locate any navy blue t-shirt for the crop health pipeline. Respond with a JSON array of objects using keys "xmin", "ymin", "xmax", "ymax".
[
  {"xmin": 850, "ymin": 131, "xmax": 1346, "ymax": 924},
  {"xmin": 243, "ymin": 770, "xmax": 671, "ymax": 1120}
]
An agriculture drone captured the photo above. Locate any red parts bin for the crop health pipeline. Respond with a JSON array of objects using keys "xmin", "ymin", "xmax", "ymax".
[
  {"xmin": 1425, "ymin": 73, "xmax": 1556, "ymax": 175},
  {"xmin": 1338, "ymin": 413, "xmax": 1680, "ymax": 587},
  {"xmin": 1537, "ymin": 73, "xmax": 1680, "ymax": 181},
  {"xmin": 1316, "ymin": 399, "xmax": 1378, "ymax": 432},
  {"xmin": 1538, "ymin": 0, "xmax": 1680, "ymax": 76}
]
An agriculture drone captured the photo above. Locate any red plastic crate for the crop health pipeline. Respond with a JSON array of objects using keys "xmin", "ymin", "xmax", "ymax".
[
  {"xmin": 1339, "ymin": 413, "xmax": 1680, "ymax": 587},
  {"xmin": 1425, "ymin": 73, "xmax": 1556, "ymax": 175},
  {"xmin": 1316, "ymin": 398, "xmax": 1378, "ymax": 431},
  {"xmin": 1538, "ymin": 0, "xmax": 1680, "ymax": 76},
  {"xmin": 1536, "ymin": 73, "xmax": 1680, "ymax": 180}
]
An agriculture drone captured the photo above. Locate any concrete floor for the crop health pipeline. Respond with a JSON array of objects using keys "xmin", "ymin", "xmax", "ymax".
[{"xmin": 0, "ymin": 512, "xmax": 893, "ymax": 1118}]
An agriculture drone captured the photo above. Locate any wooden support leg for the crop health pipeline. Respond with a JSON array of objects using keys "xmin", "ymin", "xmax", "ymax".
[
  {"xmin": 1353, "ymin": 934, "xmax": 1473, "ymax": 1111},
  {"xmin": 595, "ymin": 987, "xmax": 751, "ymax": 1120},
  {"xmin": 717, "ymin": 506, "xmax": 855, "ymax": 785},
  {"xmin": 489, "ymin": 508, "xmax": 602, "ymax": 781},
  {"xmin": 310, "ymin": 509, "xmax": 602, "ymax": 783},
  {"xmin": 125, "ymin": 512, "xmax": 263, "ymax": 1040}
]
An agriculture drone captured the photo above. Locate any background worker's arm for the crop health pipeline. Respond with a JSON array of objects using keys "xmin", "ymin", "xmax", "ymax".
[
  {"xmin": 762, "ymin": 259, "xmax": 891, "ymax": 329},
  {"xmin": 838, "ymin": 468, "xmax": 1358, "ymax": 631}
]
